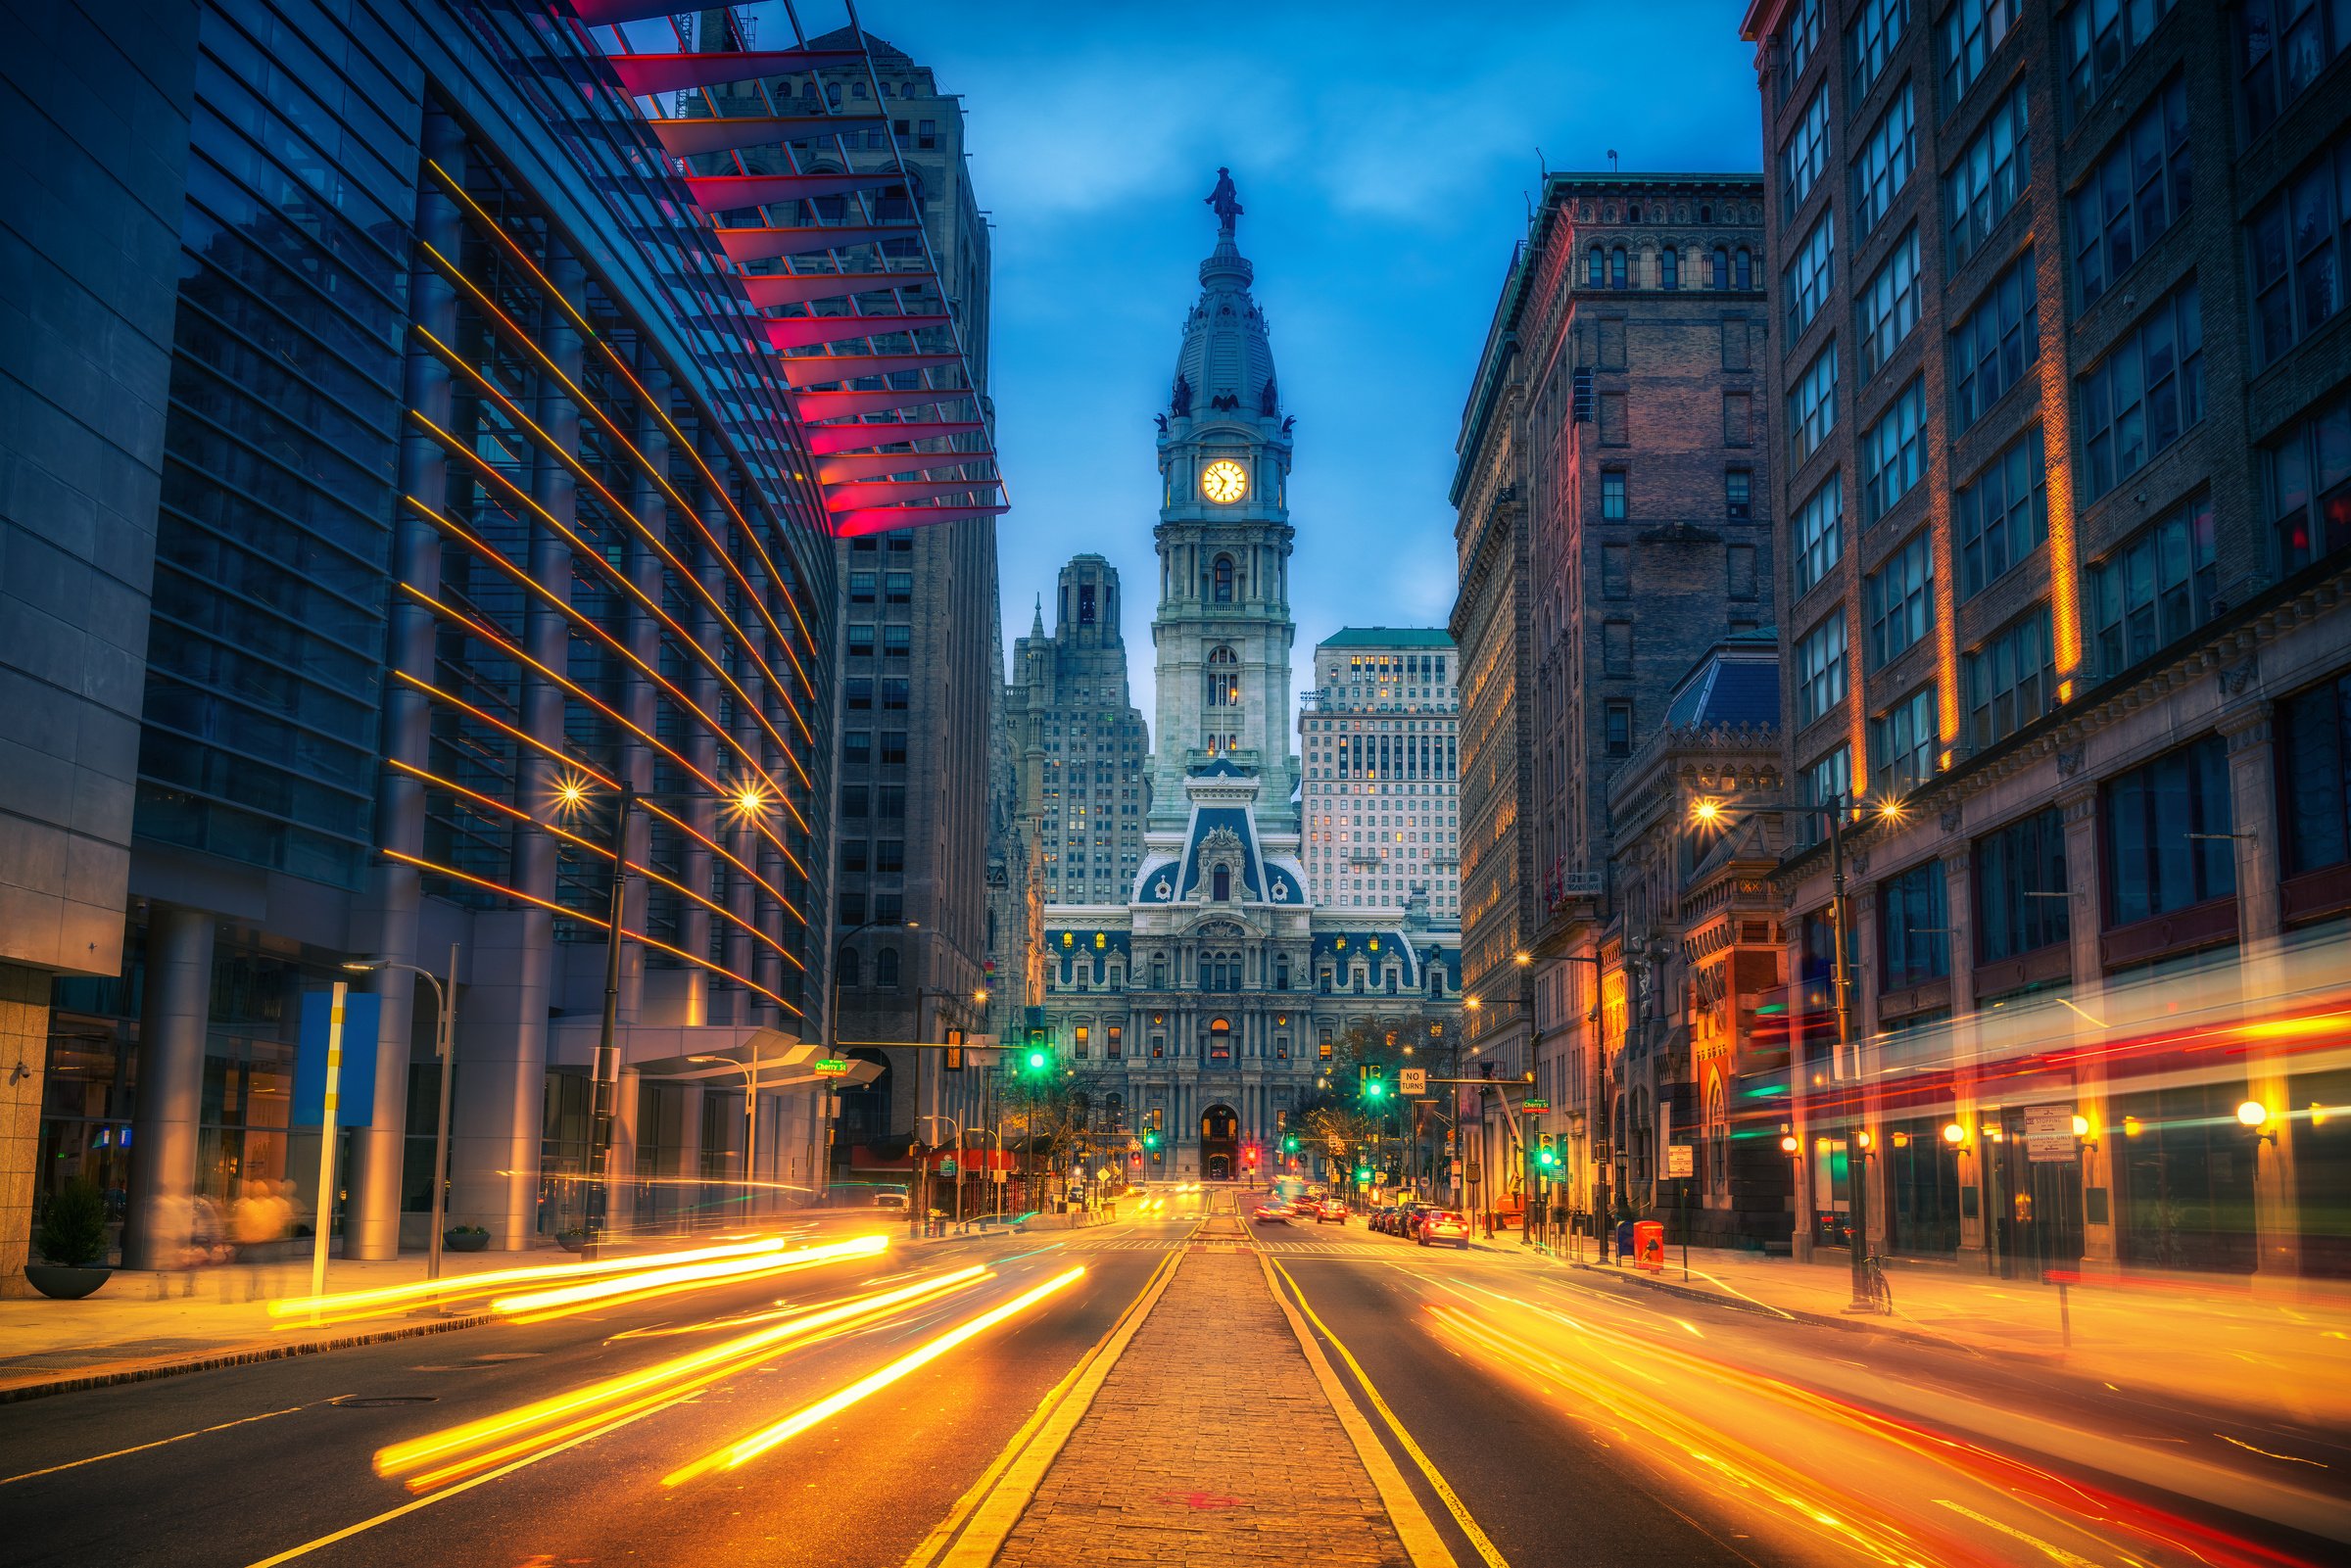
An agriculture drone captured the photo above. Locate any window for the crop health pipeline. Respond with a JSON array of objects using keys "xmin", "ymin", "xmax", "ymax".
[
  {"xmin": 1796, "ymin": 612, "xmax": 1849, "ymax": 726},
  {"xmin": 1588, "ymin": 246, "xmax": 1606, "ymax": 287},
  {"xmin": 1852, "ymin": 84, "xmax": 1917, "ymax": 240},
  {"xmin": 2072, "ymin": 77, "xmax": 2192, "ymax": 309},
  {"xmin": 2247, "ymin": 131, "xmax": 2350, "ymax": 368},
  {"xmin": 1965, "ymin": 604, "xmax": 2056, "ymax": 750},
  {"xmin": 2239, "ymin": 0, "xmax": 2351, "ymax": 137},
  {"xmin": 1954, "ymin": 427, "xmax": 2047, "ymax": 597},
  {"xmin": 1212, "ymin": 865, "xmax": 1230, "ymax": 901},
  {"xmin": 886, "ymin": 570, "xmax": 912, "ymax": 604},
  {"xmin": 1712, "ymin": 245, "xmax": 1731, "ymax": 288},
  {"xmin": 875, "ymin": 946, "xmax": 900, "ymax": 987},
  {"xmin": 1660, "ymin": 247, "xmax": 1678, "ymax": 289},
  {"xmin": 1604, "ymin": 620, "xmax": 1633, "ymax": 676},
  {"xmin": 879, "ymin": 732, "xmax": 907, "ymax": 767},
  {"xmin": 1788, "ymin": 340, "xmax": 1839, "ymax": 463},
  {"xmin": 847, "ymin": 623, "xmax": 875, "ymax": 657},
  {"xmin": 1942, "ymin": 0, "xmax": 2022, "ymax": 107},
  {"xmin": 1736, "ymin": 248, "xmax": 1755, "ymax": 289},
  {"xmin": 840, "ymin": 784, "xmax": 868, "ymax": 818},
  {"xmin": 1976, "ymin": 807, "xmax": 2070, "ymax": 964},
  {"xmin": 878, "ymin": 784, "xmax": 905, "ymax": 819},
  {"xmin": 882, "ymin": 677, "xmax": 909, "ymax": 710},
  {"xmin": 2079, "ymin": 282, "xmax": 2204, "ymax": 501},
  {"xmin": 1723, "ymin": 392, "xmax": 1751, "ymax": 446},
  {"xmin": 2282, "ymin": 671, "xmax": 2351, "ymax": 874},
  {"xmin": 848, "ymin": 570, "xmax": 876, "ymax": 604},
  {"xmin": 876, "ymin": 838, "xmax": 904, "ymax": 874},
  {"xmin": 1603, "ymin": 543, "xmax": 1630, "ymax": 597},
  {"xmin": 846, "ymin": 677, "xmax": 872, "ymax": 711},
  {"xmin": 2092, "ymin": 493, "xmax": 2217, "ymax": 675},
  {"xmin": 2104, "ymin": 735, "xmax": 2235, "ymax": 926},
  {"xmin": 1948, "ymin": 250, "xmax": 2039, "ymax": 435},
  {"xmin": 1602, "ymin": 470, "xmax": 1627, "ymax": 520},
  {"xmin": 1214, "ymin": 554, "xmax": 1234, "ymax": 601},
  {"xmin": 1782, "ymin": 84, "xmax": 1831, "ymax": 219},
  {"xmin": 882, "ymin": 625, "xmax": 910, "ymax": 657},
  {"xmin": 1792, "ymin": 471, "xmax": 1844, "ymax": 594},
  {"xmin": 1600, "ymin": 392, "xmax": 1627, "ymax": 445},
  {"xmin": 2266, "ymin": 385, "xmax": 2351, "ymax": 573},
  {"xmin": 1872, "ymin": 686, "xmax": 1939, "ymax": 794},
  {"xmin": 1786, "ymin": 212, "xmax": 1836, "ymax": 339},
  {"xmin": 1857, "ymin": 227, "xmax": 1921, "ymax": 381},
  {"xmin": 1784, "ymin": 0, "xmax": 1824, "ymax": 89},
  {"xmin": 1881, "ymin": 859, "xmax": 1949, "ymax": 988},
  {"xmin": 841, "ymin": 838, "xmax": 869, "ymax": 874},
  {"xmin": 1946, "ymin": 82, "xmax": 2030, "ymax": 263},
  {"xmin": 842, "ymin": 731, "xmax": 872, "ymax": 765},
  {"xmin": 1610, "ymin": 246, "xmax": 1628, "ymax": 289},
  {"xmin": 2063, "ymin": 0, "xmax": 2177, "ymax": 118},
  {"xmin": 1798, "ymin": 746, "xmax": 1851, "ymax": 845},
  {"xmin": 1865, "ymin": 530, "xmax": 1934, "ymax": 668},
  {"xmin": 1860, "ymin": 377, "xmax": 1927, "ymax": 524},
  {"xmin": 1726, "ymin": 469, "xmax": 1752, "ymax": 520},
  {"xmin": 1207, "ymin": 644, "xmax": 1239, "ymax": 707},
  {"xmin": 1848, "ymin": 0, "xmax": 1908, "ymax": 102},
  {"xmin": 1605, "ymin": 701, "xmax": 1632, "ymax": 756}
]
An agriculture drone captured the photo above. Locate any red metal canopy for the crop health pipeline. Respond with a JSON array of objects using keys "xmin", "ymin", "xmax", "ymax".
[
  {"xmin": 647, "ymin": 116, "xmax": 885, "ymax": 160},
  {"xmin": 716, "ymin": 224, "xmax": 920, "ymax": 264},
  {"xmin": 778, "ymin": 353, "xmax": 961, "ymax": 389},
  {"xmin": 685, "ymin": 171, "xmax": 907, "ymax": 209},
  {"xmin": 792, "ymin": 388, "xmax": 979, "ymax": 421},
  {"xmin": 604, "ymin": 50, "xmax": 866, "ymax": 96},
  {"xmin": 763, "ymin": 313, "xmax": 952, "ymax": 351},
  {"xmin": 799, "ymin": 420, "xmax": 985, "ymax": 455},
  {"xmin": 832, "ymin": 505, "xmax": 1011, "ymax": 539},
  {"xmin": 816, "ymin": 452, "xmax": 994, "ymax": 485},
  {"xmin": 737, "ymin": 271, "xmax": 934, "ymax": 309}
]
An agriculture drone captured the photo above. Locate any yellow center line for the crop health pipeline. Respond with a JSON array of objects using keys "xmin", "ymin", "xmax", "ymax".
[
  {"xmin": 1267, "ymin": 1255, "xmax": 1511, "ymax": 1568},
  {"xmin": 2, "ymin": 1402, "xmax": 309, "ymax": 1485}
]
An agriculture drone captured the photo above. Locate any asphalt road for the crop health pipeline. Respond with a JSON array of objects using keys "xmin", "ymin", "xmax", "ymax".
[{"xmin": 5, "ymin": 1200, "xmax": 2346, "ymax": 1568}]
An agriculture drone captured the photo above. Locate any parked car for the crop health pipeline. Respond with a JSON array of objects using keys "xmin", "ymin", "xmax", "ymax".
[{"xmin": 1415, "ymin": 1209, "xmax": 1471, "ymax": 1248}]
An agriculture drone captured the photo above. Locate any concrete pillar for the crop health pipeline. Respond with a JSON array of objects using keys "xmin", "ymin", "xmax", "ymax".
[
  {"xmin": 2055, "ymin": 784, "xmax": 2112, "ymax": 1265},
  {"xmin": 675, "ymin": 1081, "xmax": 704, "ymax": 1229},
  {"xmin": 123, "ymin": 908, "xmax": 215, "ymax": 1271},
  {"xmin": 0, "ymin": 964, "xmax": 56, "ymax": 1297},
  {"xmin": 610, "ymin": 1066, "xmax": 640, "ymax": 1233},
  {"xmin": 2221, "ymin": 705, "xmax": 2300, "ymax": 1284},
  {"xmin": 448, "ymin": 909, "xmax": 552, "ymax": 1249}
]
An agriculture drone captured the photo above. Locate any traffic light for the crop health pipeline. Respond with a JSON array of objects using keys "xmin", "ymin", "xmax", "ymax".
[
  {"xmin": 1354, "ymin": 1164, "xmax": 1372, "ymax": 1182},
  {"xmin": 1536, "ymin": 1133, "xmax": 1559, "ymax": 1170},
  {"xmin": 1283, "ymin": 1135, "xmax": 1299, "ymax": 1153},
  {"xmin": 1142, "ymin": 1131, "xmax": 1161, "ymax": 1151},
  {"xmin": 1022, "ymin": 1023, "xmax": 1051, "ymax": 1076},
  {"xmin": 1151, "ymin": 1108, "xmax": 1163, "ymax": 1132},
  {"xmin": 944, "ymin": 1027, "xmax": 965, "ymax": 1072},
  {"xmin": 1360, "ymin": 1064, "xmax": 1386, "ymax": 1101}
]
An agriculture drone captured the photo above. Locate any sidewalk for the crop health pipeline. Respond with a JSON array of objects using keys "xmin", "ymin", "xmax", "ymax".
[
  {"xmin": 1553, "ymin": 1240, "xmax": 2351, "ymax": 1429},
  {"xmin": 988, "ymin": 1240, "xmax": 1414, "ymax": 1568}
]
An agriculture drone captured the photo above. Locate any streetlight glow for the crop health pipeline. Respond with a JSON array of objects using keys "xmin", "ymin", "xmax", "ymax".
[{"xmin": 1692, "ymin": 797, "xmax": 1723, "ymax": 824}]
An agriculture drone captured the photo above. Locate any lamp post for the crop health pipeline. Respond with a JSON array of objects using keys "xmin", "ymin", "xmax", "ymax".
[
  {"xmin": 1691, "ymin": 790, "xmax": 1901, "ymax": 1313},
  {"xmin": 342, "ymin": 946, "xmax": 457, "ymax": 1279},
  {"xmin": 557, "ymin": 776, "xmax": 779, "ymax": 1253},
  {"xmin": 688, "ymin": 1053, "xmax": 762, "ymax": 1219}
]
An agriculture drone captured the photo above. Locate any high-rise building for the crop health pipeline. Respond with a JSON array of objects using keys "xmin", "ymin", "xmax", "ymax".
[
  {"xmin": 1299, "ymin": 631, "xmax": 1462, "ymax": 917},
  {"xmin": 1007, "ymin": 558, "xmax": 1153, "ymax": 909},
  {"xmin": 0, "ymin": 5, "xmax": 994, "ymax": 1292},
  {"xmin": 1028, "ymin": 182, "xmax": 1461, "ymax": 1185},
  {"xmin": 1738, "ymin": 0, "xmax": 2351, "ymax": 1279},
  {"xmin": 776, "ymin": 31, "xmax": 1001, "ymax": 1169},
  {"xmin": 1454, "ymin": 171, "xmax": 1776, "ymax": 1235}
]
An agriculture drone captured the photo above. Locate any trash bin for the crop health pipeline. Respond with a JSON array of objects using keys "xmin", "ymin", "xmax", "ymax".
[
  {"xmin": 1614, "ymin": 1219, "xmax": 1635, "ymax": 1259},
  {"xmin": 1634, "ymin": 1219, "xmax": 1665, "ymax": 1271}
]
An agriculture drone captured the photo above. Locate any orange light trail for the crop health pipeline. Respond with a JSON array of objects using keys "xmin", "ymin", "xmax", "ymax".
[
  {"xmin": 375, "ymin": 1265, "xmax": 989, "ymax": 1492},
  {"xmin": 490, "ymin": 1233, "xmax": 889, "ymax": 1322},
  {"xmin": 264, "ymin": 1236, "xmax": 792, "ymax": 1326},
  {"xmin": 662, "ymin": 1266, "xmax": 1087, "ymax": 1486}
]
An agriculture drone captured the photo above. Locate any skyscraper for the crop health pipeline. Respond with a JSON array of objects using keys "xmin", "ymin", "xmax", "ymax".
[
  {"xmin": 1007, "ymin": 558, "xmax": 1152, "ymax": 909},
  {"xmin": 1299, "ymin": 631, "xmax": 1462, "ymax": 918}
]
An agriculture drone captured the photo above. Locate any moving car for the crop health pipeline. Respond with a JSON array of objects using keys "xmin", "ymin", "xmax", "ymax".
[
  {"xmin": 1415, "ymin": 1209, "xmax": 1471, "ymax": 1248},
  {"xmin": 1253, "ymin": 1200, "xmax": 1294, "ymax": 1224},
  {"xmin": 1316, "ymin": 1199, "xmax": 1349, "ymax": 1224}
]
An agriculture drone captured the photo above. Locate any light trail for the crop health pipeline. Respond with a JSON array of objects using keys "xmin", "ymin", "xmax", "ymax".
[
  {"xmin": 490, "ymin": 1233, "xmax": 890, "ymax": 1322},
  {"xmin": 375, "ymin": 1265, "xmax": 991, "ymax": 1492},
  {"xmin": 264, "ymin": 1235, "xmax": 792, "ymax": 1325},
  {"xmin": 663, "ymin": 1265, "xmax": 1086, "ymax": 1486}
]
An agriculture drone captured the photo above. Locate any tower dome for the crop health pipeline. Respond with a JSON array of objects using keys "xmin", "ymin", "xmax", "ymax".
[{"xmin": 1168, "ymin": 172, "xmax": 1280, "ymax": 424}]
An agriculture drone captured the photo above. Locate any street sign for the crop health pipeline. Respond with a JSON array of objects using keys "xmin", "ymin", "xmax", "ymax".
[
  {"xmin": 813, "ymin": 1058, "xmax": 850, "ymax": 1075},
  {"xmin": 938, "ymin": 1157, "xmax": 958, "ymax": 1176},
  {"xmin": 294, "ymin": 990, "xmax": 381, "ymax": 1127},
  {"xmin": 2023, "ymin": 1105, "xmax": 2076, "ymax": 1163},
  {"xmin": 1666, "ymin": 1143, "xmax": 1695, "ymax": 1179},
  {"xmin": 1524, "ymin": 1097, "xmax": 1551, "ymax": 1112},
  {"xmin": 1399, "ymin": 1068, "xmax": 1427, "ymax": 1096}
]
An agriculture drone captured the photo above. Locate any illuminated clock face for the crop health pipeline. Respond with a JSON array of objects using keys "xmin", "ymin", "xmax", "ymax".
[{"xmin": 1200, "ymin": 459, "xmax": 1249, "ymax": 505}]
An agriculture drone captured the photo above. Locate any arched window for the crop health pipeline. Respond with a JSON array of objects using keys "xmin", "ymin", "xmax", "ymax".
[
  {"xmin": 1659, "ymin": 247, "xmax": 1678, "ymax": 290},
  {"xmin": 1209, "ymin": 1018, "xmax": 1231, "ymax": 1061},
  {"xmin": 1609, "ymin": 246, "xmax": 1627, "ymax": 289},
  {"xmin": 1733, "ymin": 247, "xmax": 1752, "ymax": 289},
  {"xmin": 1213, "ymin": 555, "xmax": 1234, "ymax": 602},
  {"xmin": 1700, "ymin": 203, "xmax": 1712, "ymax": 223},
  {"xmin": 1712, "ymin": 246, "xmax": 1730, "ymax": 289},
  {"xmin": 1206, "ymin": 645, "xmax": 1239, "ymax": 707},
  {"xmin": 837, "ymin": 948, "xmax": 861, "ymax": 988},
  {"xmin": 875, "ymin": 946, "xmax": 899, "ymax": 988},
  {"xmin": 1212, "ymin": 865, "xmax": 1231, "ymax": 901},
  {"xmin": 1071, "ymin": 1090, "xmax": 1090, "ymax": 1130},
  {"xmin": 1152, "ymin": 956, "xmax": 1168, "ymax": 988},
  {"xmin": 1428, "ymin": 964, "xmax": 1444, "ymax": 996},
  {"xmin": 1587, "ymin": 246, "xmax": 1605, "ymax": 286},
  {"xmin": 1275, "ymin": 956, "xmax": 1290, "ymax": 991}
]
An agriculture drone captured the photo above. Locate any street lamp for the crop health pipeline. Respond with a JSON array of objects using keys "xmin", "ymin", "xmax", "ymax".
[
  {"xmin": 1689, "ymin": 788, "xmax": 1901, "ymax": 1312},
  {"xmin": 688, "ymin": 1053, "xmax": 762, "ymax": 1217},
  {"xmin": 556, "ymin": 775, "xmax": 780, "ymax": 1250},
  {"xmin": 343, "ymin": 947, "xmax": 457, "ymax": 1279}
]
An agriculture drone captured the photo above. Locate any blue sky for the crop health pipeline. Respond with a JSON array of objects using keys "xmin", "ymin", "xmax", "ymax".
[{"xmin": 792, "ymin": 1, "xmax": 1765, "ymax": 723}]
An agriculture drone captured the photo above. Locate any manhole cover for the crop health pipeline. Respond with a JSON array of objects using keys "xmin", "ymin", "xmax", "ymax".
[{"xmin": 329, "ymin": 1394, "xmax": 439, "ymax": 1408}]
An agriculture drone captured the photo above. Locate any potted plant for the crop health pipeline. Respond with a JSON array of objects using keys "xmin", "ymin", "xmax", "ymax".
[
  {"xmin": 443, "ymin": 1223, "xmax": 490, "ymax": 1253},
  {"xmin": 26, "ymin": 1179, "xmax": 113, "ymax": 1299},
  {"xmin": 554, "ymin": 1226, "xmax": 590, "ymax": 1253}
]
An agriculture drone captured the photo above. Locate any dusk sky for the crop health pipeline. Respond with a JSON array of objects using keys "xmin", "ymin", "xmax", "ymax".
[{"xmin": 788, "ymin": 1, "xmax": 1765, "ymax": 724}]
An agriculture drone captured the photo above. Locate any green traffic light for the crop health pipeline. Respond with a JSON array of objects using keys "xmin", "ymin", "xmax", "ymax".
[
  {"xmin": 1365, "ymin": 1081, "xmax": 1385, "ymax": 1100},
  {"xmin": 1354, "ymin": 1165, "xmax": 1371, "ymax": 1181},
  {"xmin": 1283, "ymin": 1136, "xmax": 1298, "ymax": 1152},
  {"xmin": 1026, "ymin": 1049, "xmax": 1047, "ymax": 1071}
]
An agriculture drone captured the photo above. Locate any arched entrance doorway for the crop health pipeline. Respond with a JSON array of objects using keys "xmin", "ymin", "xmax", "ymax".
[{"xmin": 1201, "ymin": 1104, "xmax": 1240, "ymax": 1181}]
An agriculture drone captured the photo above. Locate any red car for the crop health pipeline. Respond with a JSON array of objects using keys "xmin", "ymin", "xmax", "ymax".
[
  {"xmin": 1415, "ymin": 1210, "xmax": 1470, "ymax": 1248},
  {"xmin": 1252, "ymin": 1201, "xmax": 1294, "ymax": 1224},
  {"xmin": 1316, "ymin": 1199, "xmax": 1349, "ymax": 1224}
]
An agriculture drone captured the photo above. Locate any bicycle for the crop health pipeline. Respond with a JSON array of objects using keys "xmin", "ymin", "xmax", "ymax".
[{"xmin": 1860, "ymin": 1252, "xmax": 1895, "ymax": 1314}]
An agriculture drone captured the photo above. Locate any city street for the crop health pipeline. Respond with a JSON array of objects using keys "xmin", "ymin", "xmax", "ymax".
[{"xmin": 4, "ymin": 1196, "xmax": 2343, "ymax": 1568}]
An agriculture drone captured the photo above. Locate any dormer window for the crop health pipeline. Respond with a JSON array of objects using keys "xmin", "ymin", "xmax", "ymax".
[{"xmin": 1213, "ymin": 865, "xmax": 1231, "ymax": 901}]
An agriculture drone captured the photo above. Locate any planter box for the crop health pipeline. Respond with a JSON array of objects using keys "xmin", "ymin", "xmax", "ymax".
[
  {"xmin": 443, "ymin": 1231, "xmax": 490, "ymax": 1253},
  {"xmin": 24, "ymin": 1265, "xmax": 112, "ymax": 1300}
]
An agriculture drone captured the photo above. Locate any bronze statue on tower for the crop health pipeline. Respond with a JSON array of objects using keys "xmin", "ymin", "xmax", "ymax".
[{"xmin": 1205, "ymin": 166, "xmax": 1243, "ymax": 235}]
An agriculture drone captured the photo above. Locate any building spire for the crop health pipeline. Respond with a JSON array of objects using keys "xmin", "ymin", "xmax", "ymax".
[{"xmin": 1032, "ymin": 594, "xmax": 1045, "ymax": 637}]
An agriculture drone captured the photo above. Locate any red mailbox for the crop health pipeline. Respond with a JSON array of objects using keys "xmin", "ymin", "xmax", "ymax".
[{"xmin": 1633, "ymin": 1220, "xmax": 1665, "ymax": 1272}]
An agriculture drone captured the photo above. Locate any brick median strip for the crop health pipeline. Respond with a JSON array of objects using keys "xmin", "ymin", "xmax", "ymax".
[{"xmin": 931, "ymin": 1243, "xmax": 1451, "ymax": 1568}]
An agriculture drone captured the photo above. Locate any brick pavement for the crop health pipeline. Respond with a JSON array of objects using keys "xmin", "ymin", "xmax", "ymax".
[{"xmin": 990, "ymin": 1246, "xmax": 1411, "ymax": 1568}]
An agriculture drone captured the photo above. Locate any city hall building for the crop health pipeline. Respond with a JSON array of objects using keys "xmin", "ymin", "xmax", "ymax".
[
  {"xmin": 1018, "ymin": 191, "xmax": 1461, "ymax": 1181},
  {"xmin": 0, "ymin": 2, "xmax": 999, "ymax": 1289}
]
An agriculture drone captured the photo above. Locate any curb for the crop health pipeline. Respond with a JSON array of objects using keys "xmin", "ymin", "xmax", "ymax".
[
  {"xmin": 0, "ymin": 1311, "xmax": 498, "ymax": 1404},
  {"xmin": 1554, "ymin": 1259, "xmax": 2065, "ymax": 1363}
]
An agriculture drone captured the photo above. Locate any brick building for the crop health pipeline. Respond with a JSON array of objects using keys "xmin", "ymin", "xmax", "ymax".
[
  {"xmin": 1740, "ymin": 0, "xmax": 2351, "ymax": 1279},
  {"xmin": 1299, "ymin": 630, "xmax": 1462, "ymax": 919}
]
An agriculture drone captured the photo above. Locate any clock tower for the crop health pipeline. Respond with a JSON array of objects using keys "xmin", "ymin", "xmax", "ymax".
[{"xmin": 1148, "ymin": 171, "xmax": 1298, "ymax": 832}]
